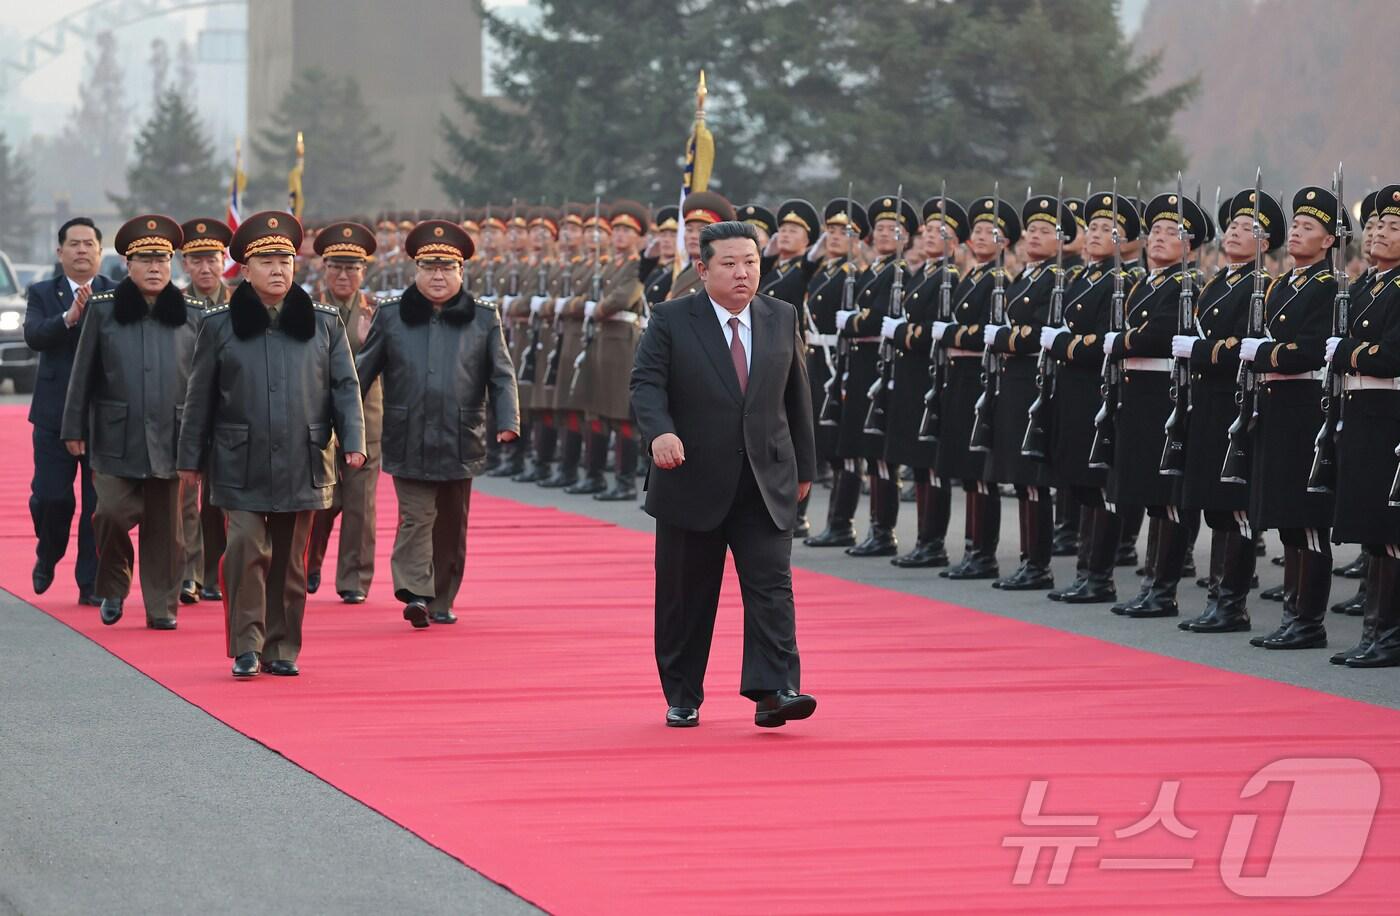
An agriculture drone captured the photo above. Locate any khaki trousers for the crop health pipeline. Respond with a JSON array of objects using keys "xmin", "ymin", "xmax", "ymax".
[
  {"xmin": 223, "ymin": 509, "xmax": 313, "ymax": 661},
  {"xmin": 92, "ymin": 472, "xmax": 182, "ymax": 622},
  {"xmin": 390, "ymin": 477, "xmax": 472, "ymax": 616},
  {"xmin": 180, "ymin": 477, "xmax": 201, "ymax": 584},
  {"xmin": 307, "ymin": 448, "xmax": 381, "ymax": 594},
  {"xmin": 200, "ymin": 481, "xmax": 226, "ymax": 588}
]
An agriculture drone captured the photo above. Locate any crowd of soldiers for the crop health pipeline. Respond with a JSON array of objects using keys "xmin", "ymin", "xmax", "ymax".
[{"xmin": 40, "ymin": 175, "xmax": 1400, "ymax": 677}]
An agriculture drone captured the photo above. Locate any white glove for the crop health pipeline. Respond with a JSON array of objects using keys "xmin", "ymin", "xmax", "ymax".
[
  {"xmin": 1040, "ymin": 326, "xmax": 1068, "ymax": 351},
  {"xmin": 583, "ymin": 300, "xmax": 599, "ymax": 320},
  {"xmin": 529, "ymin": 295, "xmax": 546, "ymax": 315},
  {"xmin": 984, "ymin": 323, "xmax": 1007, "ymax": 344},
  {"xmin": 1170, "ymin": 335, "xmax": 1196, "ymax": 359},
  {"xmin": 807, "ymin": 232, "xmax": 828, "ymax": 262},
  {"xmin": 1104, "ymin": 331, "xmax": 1120, "ymax": 355},
  {"xmin": 1239, "ymin": 337, "xmax": 1264, "ymax": 362},
  {"xmin": 880, "ymin": 316, "xmax": 905, "ymax": 340},
  {"xmin": 931, "ymin": 320, "xmax": 951, "ymax": 340},
  {"xmin": 1325, "ymin": 336, "xmax": 1341, "ymax": 363},
  {"xmin": 835, "ymin": 309, "xmax": 856, "ymax": 331},
  {"xmin": 554, "ymin": 296, "xmax": 570, "ymax": 312}
]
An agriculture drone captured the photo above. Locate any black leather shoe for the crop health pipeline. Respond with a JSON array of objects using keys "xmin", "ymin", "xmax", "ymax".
[
  {"xmin": 1344, "ymin": 638, "xmax": 1400, "ymax": 668},
  {"xmin": 1258, "ymin": 583, "xmax": 1285, "ymax": 601},
  {"xmin": 803, "ymin": 526, "xmax": 856, "ymax": 548},
  {"xmin": 1271, "ymin": 554, "xmax": 1285, "ymax": 566},
  {"xmin": 180, "ymin": 580, "xmax": 200, "ymax": 604},
  {"xmin": 232, "ymin": 652, "xmax": 260, "ymax": 678},
  {"xmin": 891, "ymin": 541, "xmax": 949, "ymax": 568},
  {"xmin": 563, "ymin": 474, "xmax": 607, "ymax": 495},
  {"xmin": 1331, "ymin": 591, "xmax": 1365, "ymax": 616},
  {"xmin": 1110, "ymin": 584, "xmax": 1150, "ymax": 615},
  {"xmin": 306, "ymin": 569, "xmax": 321, "ymax": 594},
  {"xmin": 845, "ymin": 531, "xmax": 898, "ymax": 558},
  {"xmin": 513, "ymin": 463, "xmax": 549, "ymax": 484},
  {"xmin": 78, "ymin": 589, "xmax": 102, "ymax": 607},
  {"xmin": 1125, "ymin": 594, "xmax": 1179, "ymax": 618},
  {"xmin": 666, "ymin": 706, "xmax": 699, "ymax": 728},
  {"xmin": 594, "ymin": 481, "xmax": 637, "ymax": 502},
  {"xmin": 993, "ymin": 564, "xmax": 1054, "ymax": 591},
  {"xmin": 147, "ymin": 617, "xmax": 178, "ymax": 630},
  {"xmin": 940, "ymin": 555, "xmax": 999, "ymax": 580},
  {"xmin": 1181, "ymin": 559, "xmax": 1197, "ymax": 580},
  {"xmin": 794, "ymin": 520, "xmax": 811, "ymax": 540},
  {"xmin": 339, "ymin": 590, "xmax": 367, "ymax": 604},
  {"xmin": 538, "ymin": 470, "xmax": 579, "ymax": 489},
  {"xmin": 99, "ymin": 598, "xmax": 123, "ymax": 625},
  {"xmin": 1059, "ymin": 579, "xmax": 1119, "ymax": 604},
  {"xmin": 1051, "ymin": 531, "xmax": 1080, "ymax": 557},
  {"xmin": 1187, "ymin": 612, "xmax": 1250, "ymax": 633},
  {"xmin": 265, "ymin": 659, "xmax": 300, "ymax": 676},
  {"xmin": 1335, "ymin": 555, "xmax": 1367, "ymax": 578},
  {"xmin": 1250, "ymin": 622, "xmax": 1290, "ymax": 647},
  {"xmin": 403, "ymin": 600, "xmax": 429, "ymax": 629},
  {"xmin": 1048, "ymin": 577, "xmax": 1087, "ymax": 601},
  {"xmin": 1262, "ymin": 622, "xmax": 1327, "ymax": 650},
  {"xmin": 430, "ymin": 609, "xmax": 457, "ymax": 624},
  {"xmin": 754, "ymin": 689, "xmax": 817, "ymax": 728},
  {"xmin": 199, "ymin": 585, "xmax": 223, "ymax": 601},
  {"xmin": 32, "ymin": 560, "xmax": 54, "ymax": 595},
  {"xmin": 1116, "ymin": 546, "xmax": 1139, "ymax": 568}
]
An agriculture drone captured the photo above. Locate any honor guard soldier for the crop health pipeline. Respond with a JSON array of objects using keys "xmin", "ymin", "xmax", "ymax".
[
  {"xmin": 803, "ymin": 196, "xmax": 871, "ymax": 547},
  {"xmin": 834, "ymin": 193, "xmax": 918, "ymax": 558},
  {"xmin": 61, "ymin": 215, "xmax": 202, "ymax": 629},
  {"xmin": 540, "ymin": 204, "xmax": 592, "ymax": 490},
  {"xmin": 177, "ymin": 217, "xmax": 234, "ymax": 602},
  {"xmin": 1170, "ymin": 188, "xmax": 1284, "ymax": 633},
  {"xmin": 178, "ymin": 211, "xmax": 366, "ymax": 677},
  {"xmin": 512, "ymin": 206, "xmax": 561, "ymax": 484},
  {"xmin": 738, "ymin": 203, "xmax": 777, "ymax": 252},
  {"xmin": 1237, "ymin": 185, "xmax": 1345, "ymax": 649},
  {"xmin": 932, "ymin": 194, "xmax": 1020, "ymax": 580},
  {"xmin": 666, "ymin": 190, "xmax": 736, "ymax": 302},
  {"xmin": 356, "ymin": 219, "xmax": 520, "ymax": 629},
  {"xmin": 1104, "ymin": 191, "xmax": 1207, "ymax": 620},
  {"xmin": 305, "ymin": 221, "xmax": 382, "ymax": 604},
  {"xmin": 555, "ymin": 206, "xmax": 613, "ymax": 495},
  {"xmin": 1051, "ymin": 195, "xmax": 1089, "ymax": 559},
  {"xmin": 983, "ymin": 194, "xmax": 1077, "ymax": 591},
  {"xmin": 882, "ymin": 195, "xmax": 967, "ymax": 567},
  {"xmin": 641, "ymin": 205, "xmax": 680, "ymax": 305},
  {"xmin": 493, "ymin": 207, "xmax": 535, "ymax": 479},
  {"xmin": 1044, "ymin": 191, "xmax": 1141, "ymax": 604},
  {"xmin": 1325, "ymin": 184, "xmax": 1400, "ymax": 667}
]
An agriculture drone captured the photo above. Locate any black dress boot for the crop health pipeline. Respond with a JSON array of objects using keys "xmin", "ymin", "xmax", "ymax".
[
  {"xmin": 805, "ymin": 469, "xmax": 859, "ymax": 547},
  {"xmin": 1252, "ymin": 544, "xmax": 1299, "ymax": 646},
  {"xmin": 1113, "ymin": 514, "xmax": 1156, "ymax": 614},
  {"xmin": 1346, "ymin": 556, "xmax": 1400, "ymax": 668},
  {"xmin": 996, "ymin": 491, "xmax": 1054, "ymax": 590},
  {"xmin": 1052, "ymin": 489, "xmax": 1080, "ymax": 556},
  {"xmin": 1050, "ymin": 506, "xmax": 1093, "ymax": 600},
  {"xmin": 564, "ymin": 429, "xmax": 609, "ymax": 494},
  {"xmin": 1061, "ymin": 507, "xmax": 1121, "ymax": 604},
  {"xmin": 1134, "ymin": 515, "xmax": 1161, "ymax": 576},
  {"xmin": 1126, "ymin": 517, "xmax": 1187, "ymax": 618},
  {"xmin": 794, "ymin": 489, "xmax": 812, "ymax": 539},
  {"xmin": 943, "ymin": 488, "xmax": 1000, "ymax": 579},
  {"xmin": 1188, "ymin": 530, "xmax": 1254, "ymax": 632},
  {"xmin": 595, "ymin": 432, "xmax": 638, "ymax": 501},
  {"xmin": 1181, "ymin": 527, "xmax": 1227, "ymax": 630},
  {"xmin": 893, "ymin": 481, "xmax": 950, "ymax": 568},
  {"xmin": 1264, "ymin": 547, "xmax": 1329, "ymax": 650},
  {"xmin": 1116, "ymin": 505, "xmax": 1143, "ymax": 568},
  {"xmin": 489, "ymin": 424, "xmax": 527, "ymax": 477},
  {"xmin": 515, "ymin": 422, "xmax": 557, "ymax": 483},
  {"xmin": 1335, "ymin": 554, "xmax": 1368, "ymax": 578},
  {"xmin": 540, "ymin": 427, "xmax": 582, "ymax": 488},
  {"xmin": 1331, "ymin": 555, "xmax": 1368, "ymax": 615},
  {"xmin": 1331, "ymin": 558, "xmax": 1382, "ymax": 665},
  {"xmin": 847, "ymin": 475, "xmax": 899, "ymax": 557}
]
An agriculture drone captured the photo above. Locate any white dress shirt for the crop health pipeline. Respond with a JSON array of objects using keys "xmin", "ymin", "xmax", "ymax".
[{"xmin": 711, "ymin": 297, "xmax": 752, "ymax": 373}]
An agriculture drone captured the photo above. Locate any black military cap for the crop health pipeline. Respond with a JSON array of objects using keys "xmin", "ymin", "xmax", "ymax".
[
  {"xmin": 653, "ymin": 205, "xmax": 680, "ymax": 232},
  {"xmin": 1021, "ymin": 195, "xmax": 1078, "ymax": 243},
  {"xmin": 314, "ymin": 221, "xmax": 377, "ymax": 261},
  {"xmin": 116, "ymin": 214, "xmax": 183, "ymax": 257},
  {"xmin": 610, "ymin": 199, "xmax": 651, "ymax": 235},
  {"xmin": 1083, "ymin": 192, "xmax": 1142, "ymax": 241},
  {"xmin": 968, "ymin": 195, "xmax": 1022, "ymax": 245},
  {"xmin": 738, "ymin": 203, "xmax": 777, "ymax": 236},
  {"xmin": 405, "ymin": 219, "xmax": 474, "ymax": 263},
  {"xmin": 1222, "ymin": 188, "xmax": 1285, "ymax": 251},
  {"xmin": 230, "ymin": 210, "xmax": 303, "ymax": 263},
  {"xmin": 1216, "ymin": 197, "xmax": 1232, "ymax": 238},
  {"xmin": 1128, "ymin": 196, "xmax": 1147, "ymax": 217},
  {"xmin": 823, "ymin": 197, "xmax": 870, "ymax": 239},
  {"xmin": 1376, "ymin": 185, "xmax": 1400, "ymax": 220},
  {"xmin": 1063, "ymin": 197, "xmax": 1087, "ymax": 232},
  {"xmin": 1144, "ymin": 192, "xmax": 1208, "ymax": 250},
  {"xmin": 1360, "ymin": 190, "xmax": 1380, "ymax": 224},
  {"xmin": 179, "ymin": 217, "xmax": 232, "ymax": 255},
  {"xmin": 1201, "ymin": 211, "xmax": 1217, "ymax": 246},
  {"xmin": 866, "ymin": 194, "xmax": 920, "ymax": 240},
  {"xmin": 683, "ymin": 190, "xmax": 736, "ymax": 225},
  {"xmin": 920, "ymin": 196, "xmax": 970, "ymax": 244},
  {"xmin": 1292, "ymin": 187, "xmax": 1352, "ymax": 236},
  {"xmin": 775, "ymin": 199, "xmax": 820, "ymax": 241}
]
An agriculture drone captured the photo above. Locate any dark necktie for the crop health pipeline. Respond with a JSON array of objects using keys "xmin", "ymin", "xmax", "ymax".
[{"xmin": 728, "ymin": 316, "xmax": 748, "ymax": 393}]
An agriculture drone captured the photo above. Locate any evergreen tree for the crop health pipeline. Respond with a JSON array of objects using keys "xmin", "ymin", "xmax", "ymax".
[
  {"xmin": 58, "ymin": 30, "xmax": 132, "ymax": 209},
  {"xmin": 0, "ymin": 131, "xmax": 37, "ymax": 256},
  {"xmin": 249, "ymin": 68, "xmax": 402, "ymax": 220},
  {"xmin": 109, "ymin": 88, "xmax": 224, "ymax": 218}
]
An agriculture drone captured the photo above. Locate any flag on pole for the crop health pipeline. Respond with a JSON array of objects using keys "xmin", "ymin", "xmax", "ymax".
[
  {"xmin": 223, "ymin": 136, "xmax": 247, "ymax": 279},
  {"xmin": 673, "ymin": 70, "xmax": 714, "ymax": 285},
  {"xmin": 287, "ymin": 130, "xmax": 305, "ymax": 220}
]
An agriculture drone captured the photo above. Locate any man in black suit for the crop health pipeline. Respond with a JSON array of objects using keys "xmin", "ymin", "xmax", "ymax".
[
  {"xmin": 22, "ymin": 217, "xmax": 114, "ymax": 604},
  {"xmin": 631, "ymin": 220, "xmax": 818, "ymax": 728}
]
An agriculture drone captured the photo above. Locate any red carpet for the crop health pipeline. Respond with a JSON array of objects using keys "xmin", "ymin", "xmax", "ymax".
[{"xmin": 2, "ymin": 405, "xmax": 1398, "ymax": 913}]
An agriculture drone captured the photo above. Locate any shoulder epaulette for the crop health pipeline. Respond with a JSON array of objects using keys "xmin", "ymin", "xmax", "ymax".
[
  {"xmin": 377, "ymin": 295, "xmax": 401, "ymax": 307},
  {"xmin": 90, "ymin": 290, "xmax": 115, "ymax": 302},
  {"xmin": 206, "ymin": 303, "xmax": 230, "ymax": 315},
  {"xmin": 476, "ymin": 297, "xmax": 498, "ymax": 310},
  {"xmin": 183, "ymin": 293, "xmax": 202, "ymax": 306},
  {"xmin": 313, "ymin": 302, "xmax": 339, "ymax": 315}
]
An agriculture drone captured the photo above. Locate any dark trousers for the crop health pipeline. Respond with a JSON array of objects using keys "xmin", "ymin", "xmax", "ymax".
[
  {"xmin": 653, "ymin": 460, "xmax": 801, "ymax": 708},
  {"xmin": 390, "ymin": 476, "xmax": 472, "ymax": 615},
  {"xmin": 223, "ymin": 509, "xmax": 314, "ymax": 661},
  {"xmin": 29, "ymin": 424, "xmax": 97, "ymax": 589}
]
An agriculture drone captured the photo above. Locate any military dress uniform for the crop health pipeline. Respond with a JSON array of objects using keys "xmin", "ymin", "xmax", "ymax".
[
  {"xmin": 803, "ymin": 197, "xmax": 871, "ymax": 549},
  {"xmin": 1105, "ymin": 193, "xmax": 1208, "ymax": 620},
  {"xmin": 514, "ymin": 207, "xmax": 564, "ymax": 484},
  {"xmin": 177, "ymin": 217, "xmax": 234, "ymax": 602},
  {"xmin": 1044, "ymin": 192, "xmax": 1141, "ymax": 604},
  {"xmin": 639, "ymin": 205, "xmax": 680, "ymax": 307},
  {"xmin": 305, "ymin": 222, "xmax": 383, "ymax": 603},
  {"xmin": 539, "ymin": 216, "xmax": 593, "ymax": 490},
  {"xmin": 177, "ymin": 211, "xmax": 366, "ymax": 677},
  {"xmin": 554, "ymin": 210, "xmax": 612, "ymax": 495},
  {"xmin": 60, "ymin": 215, "xmax": 202, "ymax": 628},
  {"xmin": 355, "ymin": 220, "xmax": 520, "ymax": 629}
]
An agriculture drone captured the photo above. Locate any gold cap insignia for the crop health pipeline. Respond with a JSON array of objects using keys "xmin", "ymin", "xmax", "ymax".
[
  {"xmin": 1168, "ymin": 195, "xmax": 1177, "ymax": 204},
  {"xmin": 343, "ymin": 227, "xmax": 353, "ymax": 238},
  {"xmin": 884, "ymin": 198, "xmax": 892, "ymax": 207},
  {"xmin": 146, "ymin": 219, "xmax": 157, "ymax": 230},
  {"xmin": 1102, "ymin": 195, "xmax": 1112, "ymax": 205},
  {"xmin": 1306, "ymin": 191, "xmax": 1316, "ymax": 201},
  {"xmin": 434, "ymin": 226, "xmax": 445, "ymax": 237},
  {"xmin": 1040, "ymin": 200, "xmax": 1049, "ymax": 209},
  {"xmin": 196, "ymin": 222, "xmax": 207, "ymax": 233}
]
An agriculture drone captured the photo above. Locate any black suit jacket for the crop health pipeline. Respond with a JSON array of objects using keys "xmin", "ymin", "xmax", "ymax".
[
  {"xmin": 631, "ymin": 290, "xmax": 817, "ymax": 532},
  {"xmin": 23, "ymin": 273, "xmax": 116, "ymax": 430}
]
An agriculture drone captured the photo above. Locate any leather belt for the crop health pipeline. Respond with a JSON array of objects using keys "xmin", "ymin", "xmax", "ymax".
[
  {"xmin": 1259, "ymin": 370, "xmax": 1323, "ymax": 383},
  {"xmin": 847, "ymin": 336, "xmax": 881, "ymax": 345},
  {"xmin": 1123, "ymin": 357, "xmax": 1172, "ymax": 372},
  {"xmin": 1342, "ymin": 375, "xmax": 1400, "ymax": 391},
  {"xmin": 806, "ymin": 332, "xmax": 839, "ymax": 347},
  {"xmin": 947, "ymin": 347, "xmax": 981, "ymax": 359},
  {"xmin": 607, "ymin": 312, "xmax": 641, "ymax": 325}
]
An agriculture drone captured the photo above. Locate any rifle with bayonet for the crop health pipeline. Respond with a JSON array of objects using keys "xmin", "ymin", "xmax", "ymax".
[
  {"xmin": 863, "ymin": 185, "xmax": 907, "ymax": 435},
  {"xmin": 1088, "ymin": 180, "xmax": 1125, "ymax": 469},
  {"xmin": 1022, "ymin": 176, "xmax": 1067, "ymax": 460},
  {"xmin": 818, "ymin": 185, "xmax": 857, "ymax": 427},
  {"xmin": 1220, "ymin": 170, "xmax": 1268, "ymax": 484},
  {"xmin": 517, "ymin": 233, "xmax": 551, "ymax": 384},
  {"xmin": 1161, "ymin": 172, "xmax": 1196, "ymax": 475},
  {"xmin": 568, "ymin": 197, "xmax": 605, "ymax": 400},
  {"xmin": 1310, "ymin": 166, "xmax": 1350, "ymax": 494},
  {"xmin": 917, "ymin": 183, "xmax": 954, "ymax": 443},
  {"xmin": 969, "ymin": 181, "xmax": 1006, "ymax": 453}
]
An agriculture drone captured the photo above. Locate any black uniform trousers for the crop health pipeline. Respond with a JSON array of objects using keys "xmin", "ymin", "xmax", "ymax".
[
  {"xmin": 30, "ymin": 423, "xmax": 97, "ymax": 589},
  {"xmin": 654, "ymin": 459, "xmax": 801, "ymax": 708}
]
